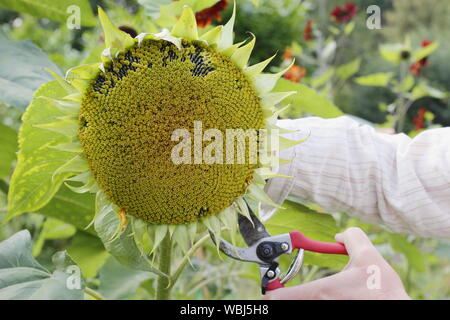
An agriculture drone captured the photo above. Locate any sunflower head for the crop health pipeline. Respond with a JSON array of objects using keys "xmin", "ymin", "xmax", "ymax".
[{"xmin": 16, "ymin": 4, "xmax": 299, "ymax": 254}]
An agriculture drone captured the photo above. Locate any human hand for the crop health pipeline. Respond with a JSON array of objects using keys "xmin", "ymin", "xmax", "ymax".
[{"xmin": 263, "ymin": 227, "xmax": 410, "ymax": 300}]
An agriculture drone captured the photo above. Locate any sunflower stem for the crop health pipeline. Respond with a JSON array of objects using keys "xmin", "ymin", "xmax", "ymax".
[
  {"xmin": 156, "ymin": 233, "xmax": 172, "ymax": 300},
  {"xmin": 169, "ymin": 233, "xmax": 211, "ymax": 288},
  {"xmin": 84, "ymin": 287, "xmax": 105, "ymax": 300}
]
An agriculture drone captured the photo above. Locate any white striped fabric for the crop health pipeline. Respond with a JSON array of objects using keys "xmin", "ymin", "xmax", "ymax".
[{"xmin": 263, "ymin": 116, "xmax": 450, "ymax": 238}]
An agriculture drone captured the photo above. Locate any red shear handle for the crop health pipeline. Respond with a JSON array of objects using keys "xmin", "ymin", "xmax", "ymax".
[
  {"xmin": 289, "ymin": 231, "xmax": 348, "ymax": 255},
  {"xmin": 265, "ymin": 279, "xmax": 284, "ymax": 292}
]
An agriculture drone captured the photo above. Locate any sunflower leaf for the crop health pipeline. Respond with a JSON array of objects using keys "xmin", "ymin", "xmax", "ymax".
[
  {"xmin": 273, "ymin": 78, "xmax": 343, "ymax": 118},
  {"xmin": 0, "ymin": 230, "xmax": 84, "ymax": 300},
  {"xmin": 0, "ymin": 32, "xmax": 62, "ymax": 110},
  {"xmin": 8, "ymin": 80, "xmax": 78, "ymax": 220},
  {"xmin": 67, "ymin": 231, "xmax": 110, "ymax": 278},
  {"xmin": 0, "ymin": 123, "xmax": 18, "ymax": 179},
  {"xmin": 38, "ymin": 184, "xmax": 96, "ymax": 234},
  {"xmin": 0, "ymin": 0, "xmax": 96, "ymax": 26}
]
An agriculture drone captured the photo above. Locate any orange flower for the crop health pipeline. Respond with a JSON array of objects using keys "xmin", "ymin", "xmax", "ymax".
[
  {"xmin": 410, "ymin": 40, "xmax": 433, "ymax": 76},
  {"xmin": 195, "ymin": 0, "xmax": 228, "ymax": 28},
  {"xmin": 331, "ymin": 2, "xmax": 357, "ymax": 23},
  {"xmin": 412, "ymin": 108, "xmax": 427, "ymax": 130},
  {"xmin": 304, "ymin": 20, "xmax": 314, "ymax": 41},
  {"xmin": 282, "ymin": 47, "xmax": 294, "ymax": 61},
  {"xmin": 283, "ymin": 65, "xmax": 306, "ymax": 83}
]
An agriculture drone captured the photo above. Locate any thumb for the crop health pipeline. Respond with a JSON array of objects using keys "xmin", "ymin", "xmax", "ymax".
[{"xmin": 335, "ymin": 227, "xmax": 375, "ymax": 258}]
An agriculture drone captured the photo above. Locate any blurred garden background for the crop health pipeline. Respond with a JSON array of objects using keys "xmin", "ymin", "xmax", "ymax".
[{"xmin": 0, "ymin": 0, "xmax": 449, "ymax": 299}]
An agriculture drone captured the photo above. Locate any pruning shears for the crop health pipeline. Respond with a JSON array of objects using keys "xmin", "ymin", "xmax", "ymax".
[{"xmin": 211, "ymin": 202, "xmax": 348, "ymax": 294}]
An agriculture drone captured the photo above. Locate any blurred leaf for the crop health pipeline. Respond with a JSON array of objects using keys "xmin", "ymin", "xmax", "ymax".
[
  {"xmin": 396, "ymin": 75, "xmax": 415, "ymax": 92},
  {"xmin": 32, "ymin": 217, "xmax": 76, "ymax": 256},
  {"xmin": 274, "ymin": 78, "xmax": 343, "ymax": 118},
  {"xmin": 424, "ymin": 111, "xmax": 434, "ymax": 122},
  {"xmin": 67, "ymin": 232, "xmax": 109, "ymax": 278},
  {"xmin": 98, "ymin": 256, "xmax": 154, "ymax": 300},
  {"xmin": 378, "ymin": 102, "xmax": 388, "ymax": 112},
  {"xmin": 137, "ymin": 0, "xmax": 171, "ymax": 19},
  {"xmin": 0, "ymin": 123, "xmax": 17, "ymax": 179},
  {"xmin": 265, "ymin": 200, "xmax": 348, "ymax": 269},
  {"xmin": 379, "ymin": 43, "xmax": 404, "ymax": 64},
  {"xmin": 413, "ymin": 42, "xmax": 439, "ymax": 62},
  {"xmin": 354, "ymin": 72, "xmax": 393, "ymax": 87},
  {"xmin": 328, "ymin": 25, "xmax": 340, "ymax": 35},
  {"xmin": 291, "ymin": 41, "xmax": 303, "ymax": 56},
  {"xmin": 0, "ymin": 32, "xmax": 62, "ymax": 110},
  {"xmin": 38, "ymin": 184, "xmax": 96, "ymax": 234},
  {"xmin": 336, "ymin": 58, "xmax": 361, "ymax": 80},
  {"xmin": 311, "ymin": 69, "xmax": 334, "ymax": 88},
  {"xmin": 435, "ymin": 240, "xmax": 450, "ymax": 260},
  {"xmin": 8, "ymin": 81, "xmax": 76, "ymax": 220},
  {"xmin": 344, "ymin": 21, "xmax": 355, "ymax": 35},
  {"xmin": 411, "ymin": 81, "xmax": 447, "ymax": 100},
  {"xmin": 0, "ymin": 230, "xmax": 84, "ymax": 299},
  {"xmin": 388, "ymin": 233, "xmax": 426, "ymax": 272},
  {"xmin": 0, "ymin": 0, "xmax": 96, "ymax": 26}
]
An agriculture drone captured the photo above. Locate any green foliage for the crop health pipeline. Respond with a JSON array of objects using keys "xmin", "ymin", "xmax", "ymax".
[
  {"xmin": 232, "ymin": 0, "xmax": 306, "ymax": 66},
  {"xmin": 266, "ymin": 200, "xmax": 348, "ymax": 269},
  {"xmin": 383, "ymin": 0, "xmax": 450, "ymax": 40},
  {"xmin": 0, "ymin": 230, "xmax": 84, "ymax": 299},
  {"xmin": 32, "ymin": 217, "xmax": 76, "ymax": 256},
  {"xmin": 0, "ymin": 32, "xmax": 61, "ymax": 110},
  {"xmin": 274, "ymin": 78, "xmax": 343, "ymax": 118},
  {"xmin": 379, "ymin": 43, "xmax": 407, "ymax": 65},
  {"xmin": 67, "ymin": 232, "xmax": 109, "ymax": 278},
  {"xmin": 0, "ymin": 123, "xmax": 17, "ymax": 179},
  {"xmin": 7, "ymin": 81, "xmax": 76, "ymax": 220},
  {"xmin": 98, "ymin": 256, "xmax": 154, "ymax": 299},
  {"xmin": 38, "ymin": 185, "xmax": 96, "ymax": 233},
  {"xmin": 388, "ymin": 233, "xmax": 426, "ymax": 272},
  {"xmin": 0, "ymin": 0, "xmax": 96, "ymax": 26},
  {"xmin": 0, "ymin": 0, "xmax": 449, "ymax": 300},
  {"xmin": 355, "ymin": 72, "xmax": 394, "ymax": 87},
  {"xmin": 413, "ymin": 42, "xmax": 439, "ymax": 61},
  {"xmin": 94, "ymin": 192, "xmax": 166, "ymax": 277},
  {"xmin": 335, "ymin": 58, "xmax": 361, "ymax": 80}
]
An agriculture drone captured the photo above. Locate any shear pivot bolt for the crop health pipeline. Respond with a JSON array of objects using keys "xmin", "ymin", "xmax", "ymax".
[
  {"xmin": 281, "ymin": 243, "xmax": 289, "ymax": 251},
  {"xmin": 266, "ymin": 270, "xmax": 275, "ymax": 278}
]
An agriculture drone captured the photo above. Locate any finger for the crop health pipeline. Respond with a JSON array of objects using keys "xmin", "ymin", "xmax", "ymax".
[
  {"xmin": 263, "ymin": 279, "xmax": 324, "ymax": 300},
  {"xmin": 263, "ymin": 273, "xmax": 348, "ymax": 300},
  {"xmin": 335, "ymin": 227, "xmax": 375, "ymax": 257}
]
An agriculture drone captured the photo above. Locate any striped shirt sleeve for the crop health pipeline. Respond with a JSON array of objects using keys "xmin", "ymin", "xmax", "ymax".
[{"xmin": 264, "ymin": 116, "xmax": 450, "ymax": 238}]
